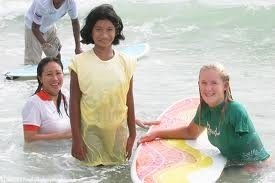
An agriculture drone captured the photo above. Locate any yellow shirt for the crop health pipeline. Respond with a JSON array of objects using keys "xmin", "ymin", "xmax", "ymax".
[{"xmin": 69, "ymin": 49, "xmax": 137, "ymax": 166}]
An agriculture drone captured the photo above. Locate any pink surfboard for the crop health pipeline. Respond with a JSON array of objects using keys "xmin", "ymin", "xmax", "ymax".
[{"xmin": 131, "ymin": 97, "xmax": 227, "ymax": 183}]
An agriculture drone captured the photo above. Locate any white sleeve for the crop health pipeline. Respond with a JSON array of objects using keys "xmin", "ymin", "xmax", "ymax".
[
  {"xmin": 22, "ymin": 99, "xmax": 42, "ymax": 127},
  {"xmin": 67, "ymin": 0, "xmax": 78, "ymax": 19},
  {"xmin": 32, "ymin": 1, "xmax": 46, "ymax": 25}
]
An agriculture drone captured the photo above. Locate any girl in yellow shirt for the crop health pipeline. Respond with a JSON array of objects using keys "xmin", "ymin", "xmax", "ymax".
[{"xmin": 69, "ymin": 4, "xmax": 137, "ymax": 166}]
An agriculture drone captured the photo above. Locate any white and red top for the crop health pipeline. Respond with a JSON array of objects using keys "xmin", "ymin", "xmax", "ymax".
[
  {"xmin": 25, "ymin": 0, "xmax": 78, "ymax": 33},
  {"xmin": 22, "ymin": 90, "xmax": 70, "ymax": 134}
]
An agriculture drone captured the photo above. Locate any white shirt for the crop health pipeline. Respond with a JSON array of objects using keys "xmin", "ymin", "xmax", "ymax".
[
  {"xmin": 22, "ymin": 91, "xmax": 71, "ymax": 134},
  {"xmin": 25, "ymin": 0, "xmax": 78, "ymax": 33}
]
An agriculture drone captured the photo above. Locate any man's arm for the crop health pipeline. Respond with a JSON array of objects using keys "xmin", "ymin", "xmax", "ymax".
[
  {"xmin": 71, "ymin": 19, "xmax": 82, "ymax": 54},
  {"xmin": 32, "ymin": 22, "xmax": 47, "ymax": 46}
]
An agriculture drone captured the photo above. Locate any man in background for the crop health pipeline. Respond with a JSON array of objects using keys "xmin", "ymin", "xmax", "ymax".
[{"xmin": 24, "ymin": 0, "xmax": 82, "ymax": 65}]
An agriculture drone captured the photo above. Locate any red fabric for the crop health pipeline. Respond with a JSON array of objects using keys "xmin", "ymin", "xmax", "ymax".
[
  {"xmin": 23, "ymin": 124, "xmax": 40, "ymax": 131},
  {"xmin": 36, "ymin": 90, "xmax": 51, "ymax": 101}
]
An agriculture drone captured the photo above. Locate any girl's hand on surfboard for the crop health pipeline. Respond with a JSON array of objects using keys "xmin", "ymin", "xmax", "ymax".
[
  {"xmin": 138, "ymin": 132, "xmax": 158, "ymax": 144},
  {"xmin": 136, "ymin": 119, "xmax": 160, "ymax": 129}
]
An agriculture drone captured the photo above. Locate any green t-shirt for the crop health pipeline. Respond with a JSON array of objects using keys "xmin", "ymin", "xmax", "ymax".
[{"xmin": 194, "ymin": 101, "xmax": 270, "ymax": 163}]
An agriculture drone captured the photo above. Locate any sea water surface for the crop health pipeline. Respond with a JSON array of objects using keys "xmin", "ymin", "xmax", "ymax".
[{"xmin": 0, "ymin": 0, "xmax": 275, "ymax": 182}]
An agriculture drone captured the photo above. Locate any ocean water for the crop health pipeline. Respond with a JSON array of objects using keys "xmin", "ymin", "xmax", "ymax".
[{"xmin": 1, "ymin": 0, "xmax": 275, "ymax": 182}]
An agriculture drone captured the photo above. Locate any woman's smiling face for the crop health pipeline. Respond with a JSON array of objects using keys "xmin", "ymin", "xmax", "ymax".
[{"xmin": 39, "ymin": 61, "xmax": 63, "ymax": 97}]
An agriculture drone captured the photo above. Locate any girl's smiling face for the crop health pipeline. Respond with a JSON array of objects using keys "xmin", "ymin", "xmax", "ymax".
[
  {"xmin": 198, "ymin": 68, "xmax": 228, "ymax": 107},
  {"xmin": 91, "ymin": 19, "xmax": 116, "ymax": 48}
]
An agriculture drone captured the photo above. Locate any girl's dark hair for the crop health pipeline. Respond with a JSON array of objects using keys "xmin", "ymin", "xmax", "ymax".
[
  {"xmin": 35, "ymin": 57, "xmax": 69, "ymax": 117},
  {"xmin": 80, "ymin": 4, "xmax": 125, "ymax": 45}
]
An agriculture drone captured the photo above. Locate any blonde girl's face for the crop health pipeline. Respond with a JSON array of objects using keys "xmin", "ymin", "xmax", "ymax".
[
  {"xmin": 39, "ymin": 62, "xmax": 63, "ymax": 97},
  {"xmin": 198, "ymin": 69, "xmax": 228, "ymax": 107},
  {"xmin": 92, "ymin": 19, "xmax": 116, "ymax": 48}
]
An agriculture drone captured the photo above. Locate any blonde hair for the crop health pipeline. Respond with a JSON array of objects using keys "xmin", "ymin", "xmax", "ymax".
[{"xmin": 197, "ymin": 63, "xmax": 233, "ymax": 124}]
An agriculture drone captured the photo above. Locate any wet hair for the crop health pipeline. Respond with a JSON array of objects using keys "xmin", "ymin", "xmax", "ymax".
[
  {"xmin": 197, "ymin": 63, "xmax": 233, "ymax": 124},
  {"xmin": 80, "ymin": 4, "xmax": 125, "ymax": 45},
  {"xmin": 35, "ymin": 57, "xmax": 69, "ymax": 117}
]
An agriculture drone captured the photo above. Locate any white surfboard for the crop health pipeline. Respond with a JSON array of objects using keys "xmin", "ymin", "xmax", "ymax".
[
  {"xmin": 4, "ymin": 43, "xmax": 150, "ymax": 80},
  {"xmin": 131, "ymin": 97, "xmax": 227, "ymax": 183}
]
